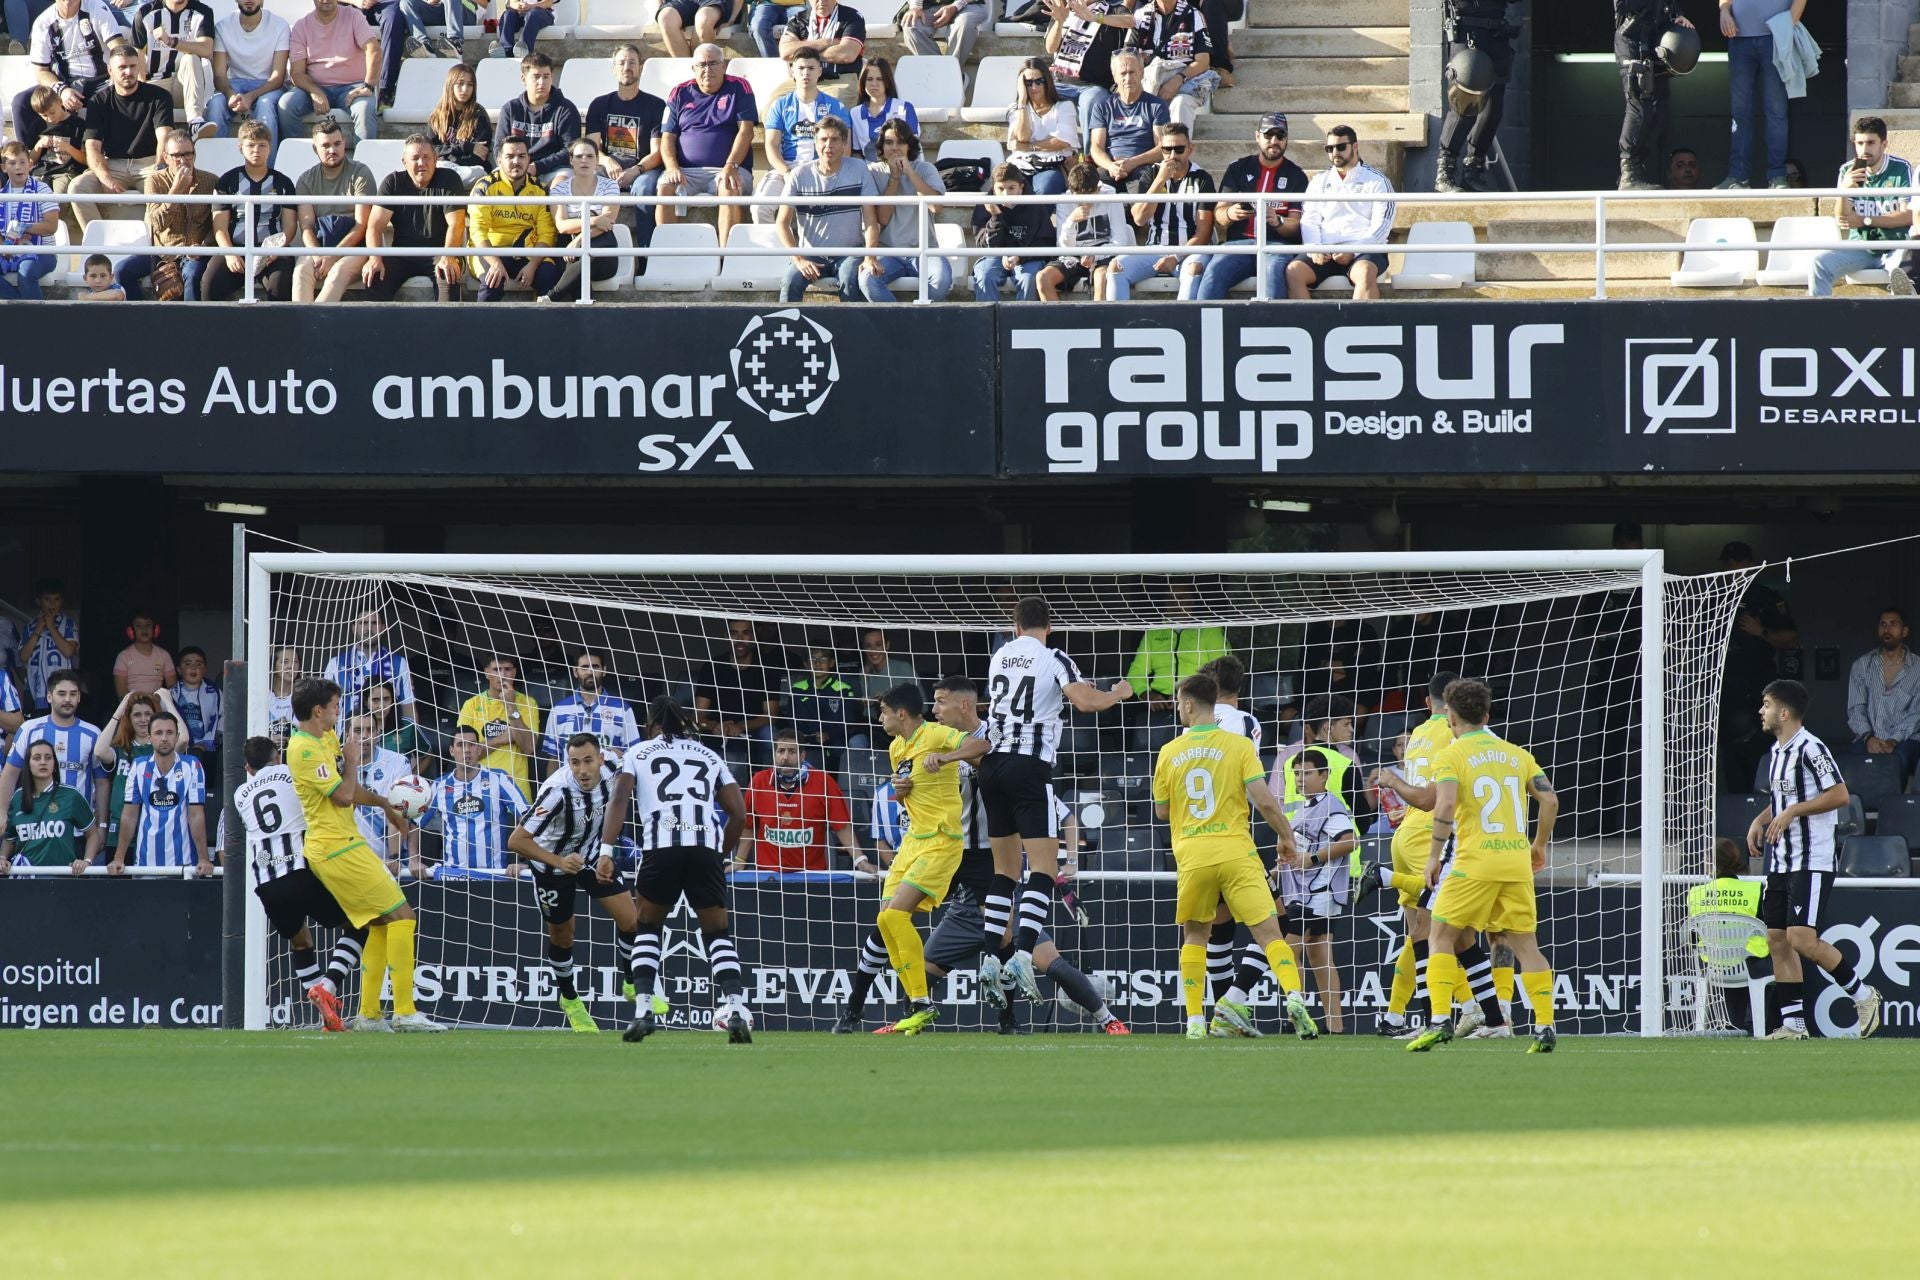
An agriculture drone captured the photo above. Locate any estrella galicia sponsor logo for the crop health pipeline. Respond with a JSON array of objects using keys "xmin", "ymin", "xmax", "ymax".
[{"xmin": 1624, "ymin": 337, "xmax": 1735, "ymax": 434}]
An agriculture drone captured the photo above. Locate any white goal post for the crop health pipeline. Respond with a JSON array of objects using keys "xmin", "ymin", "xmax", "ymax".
[{"xmin": 240, "ymin": 550, "xmax": 1747, "ymax": 1037}]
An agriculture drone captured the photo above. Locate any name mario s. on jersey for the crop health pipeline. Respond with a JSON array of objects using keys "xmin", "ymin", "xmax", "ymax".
[{"xmin": 367, "ymin": 310, "xmax": 841, "ymax": 473}]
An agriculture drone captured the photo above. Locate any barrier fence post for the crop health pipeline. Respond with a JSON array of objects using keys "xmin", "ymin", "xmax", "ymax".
[
  {"xmin": 220, "ymin": 525, "xmax": 248, "ymax": 1028},
  {"xmin": 1594, "ymin": 192, "xmax": 1608, "ymax": 300},
  {"xmin": 1254, "ymin": 193, "xmax": 1270, "ymax": 301}
]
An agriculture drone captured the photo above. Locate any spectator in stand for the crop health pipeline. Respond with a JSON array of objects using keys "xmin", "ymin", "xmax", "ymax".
[
  {"xmin": 851, "ymin": 628, "xmax": 919, "ymax": 708},
  {"xmin": 1717, "ymin": 541, "xmax": 1798, "ymax": 789},
  {"xmin": 27, "ymin": 85, "xmax": 89, "ymax": 204},
  {"xmin": 1125, "ymin": 579, "xmax": 1227, "ymax": 703},
  {"xmin": 1783, "ymin": 156, "xmax": 1807, "ymax": 187},
  {"xmin": 21, "ymin": 581, "xmax": 80, "ymax": 713},
  {"xmin": 755, "ymin": 46, "xmax": 852, "ymax": 222},
  {"xmin": 1844, "ymin": 608, "xmax": 1920, "ymax": 770},
  {"xmin": 493, "ymin": 0, "xmax": 558, "ymax": 60},
  {"xmin": 11, "ymin": 0, "xmax": 116, "ymax": 161},
  {"xmin": 971, "ymin": 162, "xmax": 1052, "ymax": 299},
  {"xmin": 277, "ymin": 0, "xmax": 379, "ymax": 149},
  {"xmin": 345, "ymin": 709, "xmax": 414, "ymax": 871},
  {"xmin": 94, "ymin": 688, "xmax": 161, "ymax": 853},
  {"xmin": 0, "ymin": 669, "xmax": 21, "ymax": 758},
  {"xmin": 203, "ymin": 117, "xmax": 299, "ymax": 300},
  {"xmin": 1106, "ymin": 120, "xmax": 1213, "ymax": 300},
  {"xmin": 170, "ymin": 646, "xmax": 220, "ymax": 775},
  {"xmin": 426, "ymin": 61, "xmax": 491, "ymax": 187},
  {"xmin": 1088, "ymin": 49, "xmax": 1167, "ymax": 194},
  {"xmin": 1810, "ymin": 118, "xmax": 1915, "ymax": 298},
  {"xmin": 859, "ymin": 118, "xmax": 949, "ymax": 302},
  {"xmin": 751, "ymin": 0, "xmax": 800, "ymax": 58},
  {"xmin": 1036, "ymin": 160, "xmax": 1124, "ymax": 300},
  {"xmin": 1194, "ymin": 111, "xmax": 1305, "ymax": 301},
  {"xmin": 778, "ymin": 0, "xmax": 864, "ymax": 83},
  {"xmin": 1277, "ymin": 747, "xmax": 1356, "ymax": 1033},
  {"xmin": 543, "ymin": 135, "xmax": 621, "ymax": 300},
  {"xmin": 73, "ymin": 43, "xmax": 175, "ymax": 227},
  {"xmin": 1072, "ymin": 0, "xmax": 1214, "ymax": 128},
  {"xmin": 266, "ymin": 643, "xmax": 298, "ymax": 742},
  {"xmin": 116, "ymin": 130, "xmax": 216, "ymax": 299},
  {"xmin": 1301, "ymin": 616, "xmax": 1380, "ymax": 710},
  {"xmin": 544, "ymin": 649, "xmax": 640, "ymax": 765},
  {"xmin": 584, "ymin": 45, "xmax": 663, "ymax": 248},
  {"xmin": 0, "ymin": 140, "xmax": 62, "ymax": 299},
  {"xmin": 362, "ymin": 679, "xmax": 419, "ymax": 765},
  {"xmin": 867, "ymin": 774, "xmax": 902, "ymax": 864},
  {"xmin": 775, "ymin": 114, "xmax": 879, "ymax": 303},
  {"xmin": 1714, "ymin": 0, "xmax": 1801, "ymax": 190},
  {"xmin": 495, "ymin": 51, "xmax": 578, "ymax": 178},
  {"xmin": 1287, "ymin": 124, "xmax": 1393, "ymax": 301},
  {"xmin": 1665, "ymin": 144, "xmax": 1700, "ymax": 189},
  {"xmin": 740, "ymin": 724, "xmax": 859, "ymax": 871},
  {"xmin": 1007, "ymin": 56, "xmax": 1078, "ymax": 198},
  {"xmin": 130, "ymin": 0, "xmax": 217, "ymax": 141},
  {"xmin": 849, "ymin": 57, "xmax": 916, "ymax": 158},
  {"xmin": 77, "ymin": 249, "xmax": 125, "ymax": 296},
  {"xmin": 902, "ymin": 0, "xmax": 987, "ymax": 71},
  {"xmin": 292, "ymin": 115, "xmax": 375, "ymax": 301},
  {"xmin": 700, "ymin": 619, "xmax": 783, "ymax": 770},
  {"xmin": 467, "ymin": 131, "xmax": 559, "ymax": 301},
  {"xmin": 458, "ymin": 653, "xmax": 542, "ymax": 799},
  {"xmin": 787, "ymin": 643, "xmax": 857, "ymax": 762},
  {"xmin": 423, "ymin": 724, "xmax": 528, "ymax": 876},
  {"xmin": 207, "ymin": 0, "xmax": 291, "ymax": 158},
  {"xmin": 0, "ymin": 669, "xmax": 107, "ymax": 824},
  {"xmin": 1272, "ymin": 695, "xmax": 1359, "ymax": 809},
  {"xmin": 658, "ymin": 43, "xmax": 756, "ymax": 245},
  {"xmin": 110, "ymin": 709, "xmax": 210, "ymax": 875},
  {"xmin": 0, "ymin": 738, "xmax": 96, "ymax": 875},
  {"xmin": 361, "ymin": 132, "xmax": 468, "ymax": 301},
  {"xmin": 322, "ymin": 608, "xmax": 417, "ymax": 718},
  {"xmin": 1040, "ymin": 0, "xmax": 1122, "ymax": 127},
  {"xmin": 0, "ymin": 613, "xmax": 16, "ymax": 688},
  {"xmin": 114, "ymin": 611, "xmax": 176, "ymax": 697},
  {"xmin": 657, "ymin": 0, "xmax": 735, "ymax": 58}
]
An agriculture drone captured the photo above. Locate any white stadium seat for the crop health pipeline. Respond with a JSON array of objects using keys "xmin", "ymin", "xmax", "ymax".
[
  {"xmin": 0, "ymin": 56, "xmax": 37, "ymax": 108},
  {"xmin": 559, "ymin": 57, "xmax": 617, "ymax": 108},
  {"xmin": 632, "ymin": 221, "xmax": 720, "ymax": 291},
  {"xmin": 639, "ymin": 56, "xmax": 695, "ymax": 102},
  {"xmin": 351, "ymin": 139, "xmax": 410, "ymax": 180},
  {"xmin": 1754, "ymin": 215, "xmax": 1889, "ymax": 287},
  {"xmin": 61, "ymin": 220, "xmax": 148, "ymax": 287},
  {"xmin": 882, "ymin": 220, "xmax": 968, "ymax": 295},
  {"xmin": 476, "ymin": 56, "xmax": 526, "ymax": 111},
  {"xmin": 1669, "ymin": 216, "xmax": 1759, "ymax": 288},
  {"xmin": 892, "ymin": 55, "xmax": 964, "ymax": 124},
  {"xmin": 572, "ymin": 0, "xmax": 659, "ymax": 38},
  {"xmin": 388, "ymin": 58, "xmax": 460, "ymax": 126},
  {"xmin": 962, "ymin": 56, "xmax": 1027, "ymax": 123},
  {"xmin": 713, "ymin": 222, "xmax": 789, "ymax": 292},
  {"xmin": 839, "ymin": 0, "xmax": 897, "ymax": 38},
  {"xmin": 728, "ymin": 57, "xmax": 792, "ymax": 120},
  {"xmin": 1392, "ymin": 220, "xmax": 1477, "ymax": 290},
  {"xmin": 276, "ymin": 138, "xmax": 321, "ymax": 187},
  {"xmin": 935, "ymin": 138, "xmax": 1004, "ymax": 167},
  {"xmin": 193, "ymin": 137, "xmax": 247, "ymax": 178}
]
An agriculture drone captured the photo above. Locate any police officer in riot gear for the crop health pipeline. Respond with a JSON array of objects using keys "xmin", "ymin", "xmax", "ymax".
[
  {"xmin": 1614, "ymin": 0, "xmax": 1698, "ymax": 190},
  {"xmin": 1436, "ymin": 0, "xmax": 1522, "ymax": 193}
]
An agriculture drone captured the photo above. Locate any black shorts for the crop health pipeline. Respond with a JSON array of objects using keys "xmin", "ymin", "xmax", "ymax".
[
  {"xmin": 1761, "ymin": 868, "xmax": 1834, "ymax": 931},
  {"xmin": 1300, "ymin": 251, "xmax": 1389, "ymax": 284},
  {"xmin": 634, "ymin": 844, "xmax": 728, "ymax": 912},
  {"xmin": 979, "ymin": 753, "xmax": 1058, "ymax": 841},
  {"xmin": 532, "ymin": 863, "xmax": 633, "ymax": 926},
  {"xmin": 1048, "ymin": 259, "xmax": 1099, "ymax": 291},
  {"xmin": 660, "ymin": 0, "xmax": 730, "ymax": 21},
  {"xmin": 255, "ymin": 867, "xmax": 353, "ymax": 938},
  {"xmin": 1283, "ymin": 915, "xmax": 1331, "ymax": 940}
]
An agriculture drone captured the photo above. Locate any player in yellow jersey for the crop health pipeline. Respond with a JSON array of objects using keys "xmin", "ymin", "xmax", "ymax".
[
  {"xmin": 1407, "ymin": 678, "xmax": 1560, "ymax": 1054},
  {"xmin": 287, "ymin": 677, "xmax": 444, "ymax": 1033},
  {"xmin": 1153, "ymin": 673, "xmax": 1319, "ymax": 1042},
  {"xmin": 868, "ymin": 683, "xmax": 988, "ymax": 1036}
]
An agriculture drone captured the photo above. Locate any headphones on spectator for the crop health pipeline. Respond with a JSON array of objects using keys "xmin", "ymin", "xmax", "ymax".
[{"xmin": 125, "ymin": 621, "xmax": 162, "ymax": 641}]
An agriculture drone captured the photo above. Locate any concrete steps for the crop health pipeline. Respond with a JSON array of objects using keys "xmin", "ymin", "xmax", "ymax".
[
  {"xmin": 1225, "ymin": 56, "xmax": 1409, "ymax": 91},
  {"xmin": 1214, "ymin": 82, "xmax": 1409, "ymax": 115},
  {"xmin": 1250, "ymin": 0, "xmax": 1408, "ymax": 28}
]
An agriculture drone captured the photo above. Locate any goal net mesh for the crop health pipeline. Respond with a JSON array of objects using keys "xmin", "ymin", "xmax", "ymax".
[{"xmin": 250, "ymin": 559, "xmax": 1754, "ymax": 1036}]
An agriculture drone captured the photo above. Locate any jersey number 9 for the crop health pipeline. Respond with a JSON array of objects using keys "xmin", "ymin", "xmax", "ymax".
[{"xmin": 1183, "ymin": 768, "xmax": 1217, "ymax": 821}]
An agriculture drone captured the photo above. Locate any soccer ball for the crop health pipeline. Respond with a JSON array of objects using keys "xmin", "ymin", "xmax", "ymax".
[
  {"xmin": 386, "ymin": 775, "xmax": 433, "ymax": 821},
  {"xmin": 711, "ymin": 1005, "xmax": 754, "ymax": 1033}
]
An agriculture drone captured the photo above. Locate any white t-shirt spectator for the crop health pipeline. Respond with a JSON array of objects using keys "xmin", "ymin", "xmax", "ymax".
[
  {"xmin": 1301, "ymin": 162, "xmax": 1396, "ymax": 248},
  {"xmin": 1007, "ymin": 100, "xmax": 1079, "ymax": 172},
  {"xmin": 214, "ymin": 10, "xmax": 293, "ymax": 83},
  {"xmin": 30, "ymin": 0, "xmax": 119, "ymax": 86}
]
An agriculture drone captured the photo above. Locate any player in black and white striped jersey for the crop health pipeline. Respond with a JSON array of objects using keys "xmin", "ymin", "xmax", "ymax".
[
  {"xmin": 978, "ymin": 595, "xmax": 1132, "ymax": 1004},
  {"xmin": 600, "ymin": 696, "xmax": 751, "ymax": 1045},
  {"xmin": 1746, "ymin": 679, "xmax": 1882, "ymax": 1039},
  {"xmin": 506, "ymin": 733, "xmax": 643, "ymax": 1035},
  {"xmin": 233, "ymin": 737, "xmax": 367, "ymax": 1033}
]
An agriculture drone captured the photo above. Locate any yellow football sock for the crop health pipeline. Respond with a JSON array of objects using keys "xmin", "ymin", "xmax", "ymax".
[
  {"xmin": 1523, "ymin": 969, "xmax": 1555, "ymax": 1028},
  {"xmin": 1262, "ymin": 938, "xmax": 1303, "ymax": 994},
  {"xmin": 1427, "ymin": 951, "xmax": 1462, "ymax": 1021},
  {"xmin": 357, "ymin": 924, "xmax": 388, "ymax": 1019},
  {"xmin": 1388, "ymin": 939, "xmax": 1416, "ymax": 1015},
  {"xmin": 877, "ymin": 909, "xmax": 929, "ymax": 1001},
  {"xmin": 1495, "ymin": 965, "xmax": 1517, "ymax": 1006},
  {"xmin": 1455, "ymin": 966, "xmax": 1474, "ymax": 1008},
  {"xmin": 387, "ymin": 919, "xmax": 418, "ymax": 1017},
  {"xmin": 1390, "ymin": 870, "xmax": 1425, "ymax": 898},
  {"xmin": 1179, "ymin": 944, "xmax": 1207, "ymax": 1019}
]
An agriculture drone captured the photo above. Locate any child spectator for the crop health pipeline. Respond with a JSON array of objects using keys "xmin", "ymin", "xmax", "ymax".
[
  {"xmin": 0, "ymin": 139, "xmax": 60, "ymax": 299},
  {"xmin": 970, "ymin": 162, "xmax": 1052, "ymax": 299},
  {"xmin": 113, "ymin": 612, "xmax": 176, "ymax": 697},
  {"xmin": 1036, "ymin": 160, "xmax": 1123, "ymax": 300},
  {"xmin": 78, "ymin": 252, "xmax": 124, "ymax": 299},
  {"xmin": 171, "ymin": 647, "xmax": 222, "ymax": 774}
]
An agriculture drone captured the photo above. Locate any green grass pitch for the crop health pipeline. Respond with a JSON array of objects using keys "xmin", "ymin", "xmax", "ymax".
[{"xmin": 5, "ymin": 1031, "xmax": 1915, "ymax": 1278}]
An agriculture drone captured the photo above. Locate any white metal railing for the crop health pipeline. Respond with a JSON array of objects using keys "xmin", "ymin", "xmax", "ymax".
[
  {"xmin": 4, "ymin": 863, "xmax": 218, "ymax": 877},
  {"xmin": 13, "ymin": 185, "xmax": 1918, "ymax": 303}
]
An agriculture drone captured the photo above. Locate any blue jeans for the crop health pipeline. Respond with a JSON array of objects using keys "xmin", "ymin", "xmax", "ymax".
[
  {"xmin": 497, "ymin": 3, "xmax": 555, "ymax": 54},
  {"xmin": 115, "ymin": 253, "xmax": 207, "ymax": 301},
  {"xmin": 1107, "ymin": 249, "xmax": 1190, "ymax": 301},
  {"xmin": 631, "ymin": 167, "xmax": 662, "ymax": 248},
  {"xmin": 1029, "ymin": 166, "xmax": 1067, "ymax": 197},
  {"xmin": 206, "ymin": 75, "xmax": 286, "ymax": 158},
  {"xmin": 1054, "ymin": 83, "xmax": 1107, "ymax": 140},
  {"xmin": 972, "ymin": 255, "xmax": 1043, "ymax": 299},
  {"xmin": 751, "ymin": 3, "xmax": 800, "ymax": 57},
  {"xmin": 1727, "ymin": 33, "xmax": 1788, "ymax": 184},
  {"xmin": 1194, "ymin": 246, "xmax": 1287, "ymax": 300},
  {"xmin": 860, "ymin": 253, "xmax": 952, "ymax": 301},
  {"xmin": 4, "ymin": 0, "xmax": 53, "ymax": 46},
  {"xmin": 277, "ymin": 83, "xmax": 378, "ymax": 145},
  {"xmin": 780, "ymin": 254, "xmax": 862, "ymax": 302},
  {"xmin": 0, "ymin": 249, "xmax": 56, "ymax": 299},
  {"xmin": 1809, "ymin": 246, "xmax": 1889, "ymax": 297}
]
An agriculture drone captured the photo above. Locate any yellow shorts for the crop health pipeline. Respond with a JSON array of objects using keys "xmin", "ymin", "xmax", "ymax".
[
  {"xmin": 307, "ymin": 841, "xmax": 407, "ymax": 927},
  {"xmin": 1431, "ymin": 873, "xmax": 1536, "ymax": 935},
  {"xmin": 1390, "ymin": 823, "xmax": 1428, "ymax": 909},
  {"xmin": 1176, "ymin": 854, "xmax": 1278, "ymax": 927},
  {"xmin": 883, "ymin": 835, "xmax": 964, "ymax": 911}
]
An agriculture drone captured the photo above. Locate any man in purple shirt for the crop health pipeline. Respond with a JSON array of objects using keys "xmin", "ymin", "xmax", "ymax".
[{"xmin": 657, "ymin": 41, "xmax": 757, "ymax": 245}]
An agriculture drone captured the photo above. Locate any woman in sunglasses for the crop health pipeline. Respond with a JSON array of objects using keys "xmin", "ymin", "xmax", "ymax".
[{"xmin": 1007, "ymin": 57, "xmax": 1079, "ymax": 198}]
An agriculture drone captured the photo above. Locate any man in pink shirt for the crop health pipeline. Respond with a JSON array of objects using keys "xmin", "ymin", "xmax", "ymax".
[
  {"xmin": 275, "ymin": 0, "xmax": 380, "ymax": 145},
  {"xmin": 114, "ymin": 612, "xmax": 178, "ymax": 697}
]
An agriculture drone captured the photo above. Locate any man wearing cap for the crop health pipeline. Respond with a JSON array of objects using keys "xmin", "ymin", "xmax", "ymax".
[
  {"xmin": 1718, "ymin": 540, "xmax": 1799, "ymax": 788},
  {"xmin": 1191, "ymin": 112, "xmax": 1306, "ymax": 300}
]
